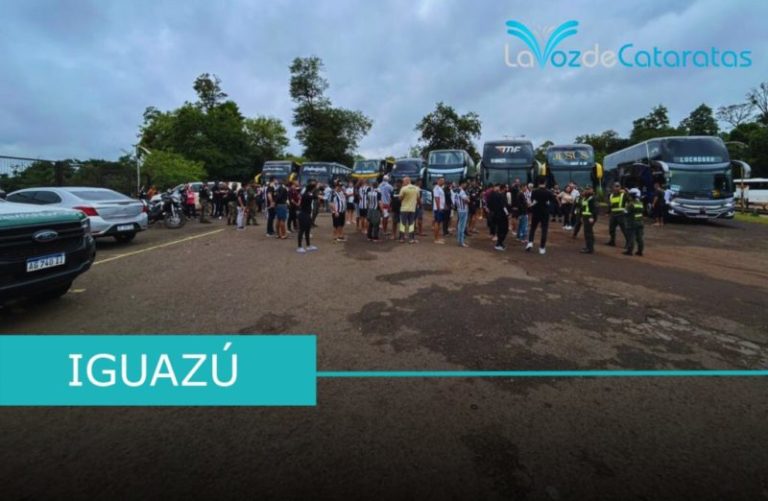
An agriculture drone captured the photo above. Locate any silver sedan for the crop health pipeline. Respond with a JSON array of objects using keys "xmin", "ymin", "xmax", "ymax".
[{"xmin": 7, "ymin": 187, "xmax": 148, "ymax": 242}]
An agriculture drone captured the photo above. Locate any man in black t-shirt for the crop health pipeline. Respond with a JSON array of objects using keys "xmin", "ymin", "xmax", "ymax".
[
  {"xmin": 526, "ymin": 178, "xmax": 558, "ymax": 255},
  {"xmin": 273, "ymin": 180, "xmax": 289, "ymax": 239},
  {"xmin": 265, "ymin": 178, "xmax": 276, "ymax": 236}
]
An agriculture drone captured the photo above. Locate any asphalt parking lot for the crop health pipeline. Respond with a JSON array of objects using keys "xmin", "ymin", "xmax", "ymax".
[{"xmin": 2, "ymin": 213, "xmax": 768, "ymax": 499}]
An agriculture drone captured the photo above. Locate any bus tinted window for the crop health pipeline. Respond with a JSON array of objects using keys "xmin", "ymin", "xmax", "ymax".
[
  {"xmin": 661, "ymin": 138, "xmax": 729, "ymax": 164},
  {"xmin": 353, "ymin": 160, "xmax": 379, "ymax": 173},
  {"xmin": 429, "ymin": 151, "xmax": 463, "ymax": 166},
  {"xmin": 483, "ymin": 143, "xmax": 533, "ymax": 166}
]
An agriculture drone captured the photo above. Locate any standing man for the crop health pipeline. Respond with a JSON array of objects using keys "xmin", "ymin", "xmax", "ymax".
[
  {"xmin": 454, "ymin": 181, "xmax": 470, "ymax": 248},
  {"xmin": 287, "ymin": 180, "xmax": 300, "ymax": 233},
  {"xmin": 442, "ymin": 181, "xmax": 453, "ymax": 237},
  {"xmin": 366, "ymin": 181, "xmax": 383, "ymax": 242},
  {"xmin": 198, "ymin": 182, "xmax": 211, "ymax": 223},
  {"xmin": 246, "ymin": 182, "xmax": 258, "ymax": 226},
  {"xmin": 467, "ymin": 180, "xmax": 481, "ymax": 235},
  {"xmin": 391, "ymin": 179, "xmax": 402, "ymax": 241},
  {"xmin": 579, "ymin": 186, "xmax": 597, "ymax": 253},
  {"xmin": 236, "ymin": 183, "xmax": 248, "ymax": 230},
  {"xmin": 487, "ymin": 184, "xmax": 509, "ymax": 251},
  {"xmin": 398, "ymin": 176, "xmax": 420, "ymax": 244},
  {"xmin": 273, "ymin": 178, "xmax": 289, "ymax": 239},
  {"xmin": 331, "ymin": 182, "xmax": 347, "ymax": 242},
  {"xmin": 526, "ymin": 177, "xmax": 558, "ymax": 255},
  {"xmin": 624, "ymin": 188, "xmax": 645, "ymax": 256},
  {"xmin": 345, "ymin": 181, "xmax": 355, "ymax": 225},
  {"xmin": 226, "ymin": 183, "xmax": 238, "ymax": 226},
  {"xmin": 265, "ymin": 177, "xmax": 277, "ymax": 237},
  {"xmin": 432, "ymin": 177, "xmax": 446, "ymax": 244},
  {"xmin": 379, "ymin": 175, "xmax": 394, "ymax": 237},
  {"xmin": 606, "ymin": 182, "xmax": 628, "ymax": 247},
  {"xmin": 358, "ymin": 181, "xmax": 370, "ymax": 234}
]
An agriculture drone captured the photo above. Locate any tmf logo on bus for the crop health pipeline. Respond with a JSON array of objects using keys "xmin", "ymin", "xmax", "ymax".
[{"xmin": 504, "ymin": 20, "xmax": 752, "ymax": 69}]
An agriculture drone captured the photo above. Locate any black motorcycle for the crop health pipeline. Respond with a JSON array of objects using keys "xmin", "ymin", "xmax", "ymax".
[{"xmin": 148, "ymin": 191, "xmax": 186, "ymax": 229}]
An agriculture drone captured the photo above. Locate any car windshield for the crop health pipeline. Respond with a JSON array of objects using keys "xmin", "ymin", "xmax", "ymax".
[
  {"xmin": 483, "ymin": 143, "xmax": 533, "ymax": 166},
  {"xmin": 669, "ymin": 169, "xmax": 733, "ymax": 196},
  {"xmin": 353, "ymin": 160, "xmax": 380, "ymax": 174},
  {"xmin": 428, "ymin": 151, "xmax": 463, "ymax": 166},
  {"xmin": 660, "ymin": 138, "xmax": 729, "ymax": 165},
  {"xmin": 547, "ymin": 147, "xmax": 594, "ymax": 167},
  {"xmin": 71, "ymin": 190, "xmax": 129, "ymax": 201}
]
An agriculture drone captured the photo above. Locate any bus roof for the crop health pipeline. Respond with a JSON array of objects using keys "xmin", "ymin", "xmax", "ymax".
[
  {"xmin": 483, "ymin": 139, "xmax": 534, "ymax": 146},
  {"xmin": 547, "ymin": 144, "xmax": 593, "ymax": 150}
]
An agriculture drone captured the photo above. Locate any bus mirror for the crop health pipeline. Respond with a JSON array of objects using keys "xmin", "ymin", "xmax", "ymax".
[
  {"xmin": 595, "ymin": 163, "xmax": 603, "ymax": 180},
  {"xmin": 731, "ymin": 160, "xmax": 752, "ymax": 179}
]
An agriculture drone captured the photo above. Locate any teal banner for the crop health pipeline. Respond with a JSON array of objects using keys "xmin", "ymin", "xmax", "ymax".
[{"xmin": 0, "ymin": 335, "xmax": 316, "ymax": 406}]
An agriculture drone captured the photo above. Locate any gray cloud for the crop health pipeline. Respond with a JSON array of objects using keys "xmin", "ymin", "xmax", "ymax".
[{"xmin": 0, "ymin": 0, "xmax": 765, "ymax": 161}]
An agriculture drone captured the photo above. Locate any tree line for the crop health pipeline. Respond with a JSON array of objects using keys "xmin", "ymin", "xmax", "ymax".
[{"xmin": 2, "ymin": 58, "xmax": 766, "ymax": 194}]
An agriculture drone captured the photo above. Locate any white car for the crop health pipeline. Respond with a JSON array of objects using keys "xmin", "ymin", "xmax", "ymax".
[{"xmin": 7, "ymin": 187, "xmax": 148, "ymax": 242}]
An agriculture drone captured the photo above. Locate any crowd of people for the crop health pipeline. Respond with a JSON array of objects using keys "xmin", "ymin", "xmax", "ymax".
[{"xmin": 167, "ymin": 175, "xmax": 659, "ymax": 257}]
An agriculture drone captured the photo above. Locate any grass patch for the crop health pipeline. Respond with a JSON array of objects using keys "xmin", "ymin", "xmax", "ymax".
[{"xmin": 735, "ymin": 212, "xmax": 768, "ymax": 224}]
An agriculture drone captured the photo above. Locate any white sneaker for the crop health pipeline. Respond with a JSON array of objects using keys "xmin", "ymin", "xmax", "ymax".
[
  {"xmin": 308, "ymin": 245, "xmax": 318, "ymax": 251},
  {"xmin": 539, "ymin": 247, "xmax": 546, "ymax": 255},
  {"xmin": 296, "ymin": 247, "xmax": 306, "ymax": 254},
  {"xmin": 494, "ymin": 245, "xmax": 505, "ymax": 251},
  {"xmin": 525, "ymin": 242, "xmax": 533, "ymax": 252}
]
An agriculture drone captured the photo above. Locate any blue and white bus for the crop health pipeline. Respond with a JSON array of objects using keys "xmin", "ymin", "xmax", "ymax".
[
  {"xmin": 299, "ymin": 162, "xmax": 352, "ymax": 187},
  {"xmin": 603, "ymin": 136, "xmax": 751, "ymax": 220},
  {"xmin": 425, "ymin": 149, "xmax": 477, "ymax": 186},
  {"xmin": 479, "ymin": 140, "xmax": 536, "ymax": 186}
]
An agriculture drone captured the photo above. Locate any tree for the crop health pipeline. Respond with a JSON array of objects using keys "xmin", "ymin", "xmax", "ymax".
[
  {"xmin": 290, "ymin": 56, "xmax": 372, "ymax": 165},
  {"xmin": 414, "ymin": 102, "xmax": 482, "ymax": 160},
  {"xmin": 535, "ymin": 140, "xmax": 554, "ymax": 163},
  {"xmin": 244, "ymin": 116, "xmax": 290, "ymax": 165},
  {"xmin": 141, "ymin": 150, "xmax": 206, "ymax": 189},
  {"xmin": 629, "ymin": 105, "xmax": 679, "ymax": 143},
  {"xmin": 407, "ymin": 145, "xmax": 422, "ymax": 158},
  {"xmin": 193, "ymin": 73, "xmax": 228, "ymax": 112},
  {"xmin": 679, "ymin": 104, "xmax": 719, "ymax": 136},
  {"xmin": 574, "ymin": 130, "xmax": 629, "ymax": 164},
  {"xmin": 716, "ymin": 103, "xmax": 754, "ymax": 128},
  {"xmin": 746, "ymin": 82, "xmax": 768, "ymax": 124}
]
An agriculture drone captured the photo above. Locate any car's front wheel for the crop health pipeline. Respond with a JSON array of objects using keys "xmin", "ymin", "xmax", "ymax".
[{"xmin": 114, "ymin": 232, "xmax": 136, "ymax": 243}]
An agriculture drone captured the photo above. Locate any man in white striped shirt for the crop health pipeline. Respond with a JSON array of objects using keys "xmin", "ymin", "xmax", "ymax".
[
  {"xmin": 358, "ymin": 181, "xmax": 370, "ymax": 234},
  {"xmin": 453, "ymin": 181, "xmax": 470, "ymax": 247},
  {"xmin": 331, "ymin": 182, "xmax": 347, "ymax": 242}
]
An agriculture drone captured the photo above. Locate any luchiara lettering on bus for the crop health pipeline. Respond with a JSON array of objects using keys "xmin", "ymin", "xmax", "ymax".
[{"xmin": 68, "ymin": 342, "xmax": 237, "ymax": 388}]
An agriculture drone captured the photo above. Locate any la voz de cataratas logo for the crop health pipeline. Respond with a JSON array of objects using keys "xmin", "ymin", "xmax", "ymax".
[{"xmin": 504, "ymin": 20, "xmax": 752, "ymax": 69}]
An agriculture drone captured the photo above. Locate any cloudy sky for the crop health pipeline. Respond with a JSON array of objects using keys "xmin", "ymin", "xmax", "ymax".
[{"xmin": 1, "ymin": 0, "xmax": 766, "ymax": 161}]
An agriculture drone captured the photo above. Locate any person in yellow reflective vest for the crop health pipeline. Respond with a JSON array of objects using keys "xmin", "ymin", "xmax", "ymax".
[
  {"xmin": 579, "ymin": 186, "xmax": 597, "ymax": 254},
  {"xmin": 623, "ymin": 188, "xmax": 645, "ymax": 256},
  {"xmin": 578, "ymin": 187, "xmax": 597, "ymax": 254},
  {"xmin": 605, "ymin": 182, "xmax": 628, "ymax": 247}
]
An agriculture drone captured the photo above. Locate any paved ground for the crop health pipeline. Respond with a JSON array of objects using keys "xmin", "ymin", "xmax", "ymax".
[{"xmin": 2, "ymin": 212, "xmax": 767, "ymax": 499}]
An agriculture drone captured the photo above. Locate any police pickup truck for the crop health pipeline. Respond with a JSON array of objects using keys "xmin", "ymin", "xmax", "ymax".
[{"xmin": 0, "ymin": 198, "xmax": 96, "ymax": 304}]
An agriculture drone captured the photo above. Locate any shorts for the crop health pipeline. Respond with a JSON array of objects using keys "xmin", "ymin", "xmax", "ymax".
[
  {"xmin": 346, "ymin": 202, "xmax": 355, "ymax": 211},
  {"xmin": 359, "ymin": 208, "xmax": 368, "ymax": 218},
  {"xmin": 275, "ymin": 204, "xmax": 288, "ymax": 221},
  {"xmin": 332, "ymin": 213, "xmax": 346, "ymax": 228},
  {"xmin": 416, "ymin": 207, "xmax": 423, "ymax": 220},
  {"xmin": 433, "ymin": 210, "xmax": 445, "ymax": 223},
  {"xmin": 381, "ymin": 204, "xmax": 390, "ymax": 218}
]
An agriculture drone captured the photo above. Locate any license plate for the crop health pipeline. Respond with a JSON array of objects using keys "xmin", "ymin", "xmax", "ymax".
[
  {"xmin": 27, "ymin": 253, "xmax": 66, "ymax": 272},
  {"xmin": 117, "ymin": 224, "xmax": 134, "ymax": 232}
]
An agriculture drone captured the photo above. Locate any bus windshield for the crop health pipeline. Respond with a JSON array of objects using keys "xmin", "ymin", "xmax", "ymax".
[
  {"xmin": 353, "ymin": 160, "xmax": 379, "ymax": 174},
  {"xmin": 262, "ymin": 163, "xmax": 291, "ymax": 180},
  {"xmin": 551, "ymin": 170, "xmax": 593, "ymax": 189},
  {"xmin": 300, "ymin": 165, "xmax": 331, "ymax": 185},
  {"xmin": 426, "ymin": 170, "xmax": 462, "ymax": 185},
  {"xmin": 392, "ymin": 160, "xmax": 422, "ymax": 177},
  {"xmin": 547, "ymin": 147, "xmax": 594, "ymax": 167},
  {"xmin": 669, "ymin": 168, "xmax": 733, "ymax": 196},
  {"xmin": 483, "ymin": 143, "xmax": 533, "ymax": 166},
  {"xmin": 660, "ymin": 138, "xmax": 729, "ymax": 165},
  {"xmin": 485, "ymin": 169, "xmax": 528, "ymax": 186},
  {"xmin": 428, "ymin": 151, "xmax": 463, "ymax": 166}
]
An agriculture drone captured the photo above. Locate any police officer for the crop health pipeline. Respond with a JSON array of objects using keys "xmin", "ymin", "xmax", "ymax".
[
  {"xmin": 579, "ymin": 186, "xmax": 597, "ymax": 253},
  {"xmin": 623, "ymin": 188, "xmax": 645, "ymax": 256},
  {"xmin": 605, "ymin": 182, "xmax": 628, "ymax": 247}
]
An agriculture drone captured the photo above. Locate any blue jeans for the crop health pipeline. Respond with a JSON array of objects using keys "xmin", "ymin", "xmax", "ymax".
[
  {"xmin": 517, "ymin": 213, "xmax": 528, "ymax": 240},
  {"xmin": 457, "ymin": 210, "xmax": 468, "ymax": 245}
]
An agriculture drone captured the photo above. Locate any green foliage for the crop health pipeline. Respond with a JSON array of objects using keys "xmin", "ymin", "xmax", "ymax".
[
  {"xmin": 414, "ymin": 102, "xmax": 482, "ymax": 161},
  {"xmin": 574, "ymin": 130, "xmax": 630, "ymax": 165},
  {"xmin": 629, "ymin": 105, "xmax": 680, "ymax": 143},
  {"xmin": 140, "ymin": 74, "xmax": 289, "ymax": 181},
  {"xmin": 290, "ymin": 56, "xmax": 372, "ymax": 166},
  {"xmin": 141, "ymin": 150, "xmax": 205, "ymax": 189},
  {"xmin": 679, "ymin": 104, "xmax": 719, "ymax": 136},
  {"xmin": 535, "ymin": 140, "xmax": 554, "ymax": 163}
]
